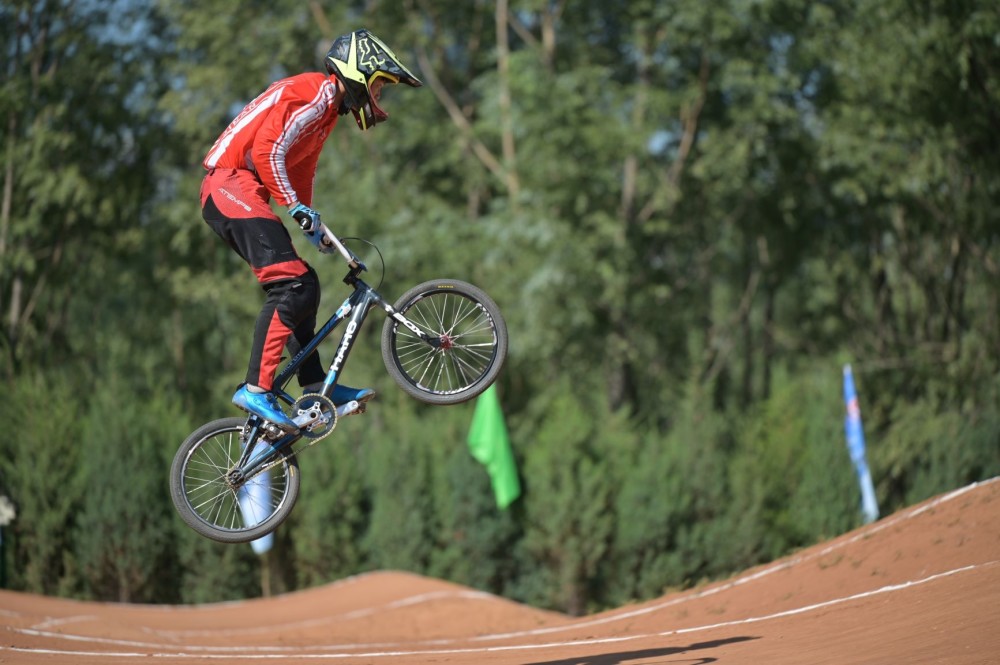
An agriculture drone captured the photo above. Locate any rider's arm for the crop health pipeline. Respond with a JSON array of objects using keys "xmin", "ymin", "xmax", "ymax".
[
  {"xmin": 284, "ymin": 149, "xmax": 333, "ymax": 253},
  {"xmin": 250, "ymin": 77, "xmax": 332, "ymax": 208},
  {"xmin": 287, "ymin": 150, "xmax": 321, "ymax": 209},
  {"xmin": 251, "ymin": 112, "xmax": 299, "ymax": 208}
]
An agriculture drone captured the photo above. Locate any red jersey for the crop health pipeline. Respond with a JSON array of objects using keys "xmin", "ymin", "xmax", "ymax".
[{"xmin": 203, "ymin": 73, "xmax": 341, "ymax": 208}]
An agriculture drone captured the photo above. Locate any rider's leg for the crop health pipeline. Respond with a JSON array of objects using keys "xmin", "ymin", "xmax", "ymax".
[
  {"xmin": 246, "ymin": 263, "xmax": 373, "ymax": 414},
  {"xmin": 284, "ymin": 266, "xmax": 325, "ymax": 388},
  {"xmin": 202, "ymin": 170, "xmax": 373, "ymax": 419},
  {"xmin": 202, "ymin": 169, "xmax": 312, "ymax": 429},
  {"xmin": 245, "ymin": 268, "xmax": 326, "ymax": 392},
  {"xmin": 279, "ymin": 270, "xmax": 373, "ymax": 411}
]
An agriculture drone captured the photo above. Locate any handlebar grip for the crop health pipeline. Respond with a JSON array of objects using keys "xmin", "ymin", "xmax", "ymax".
[{"xmin": 322, "ymin": 227, "xmax": 361, "ymax": 268}]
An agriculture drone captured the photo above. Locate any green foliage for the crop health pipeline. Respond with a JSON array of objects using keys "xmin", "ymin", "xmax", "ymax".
[
  {"xmin": 426, "ymin": 435, "xmax": 520, "ymax": 595},
  {"xmin": 73, "ymin": 374, "xmax": 188, "ymax": 603},
  {"xmin": 724, "ymin": 366, "xmax": 854, "ymax": 567},
  {"xmin": 174, "ymin": 531, "xmax": 261, "ymax": 604},
  {"xmin": 362, "ymin": 401, "xmax": 439, "ymax": 572},
  {"xmin": 607, "ymin": 384, "xmax": 731, "ymax": 604},
  {"xmin": 516, "ymin": 381, "xmax": 620, "ymax": 615},
  {"xmin": 878, "ymin": 377, "xmax": 1000, "ymax": 507},
  {"xmin": 291, "ymin": 431, "xmax": 370, "ymax": 588},
  {"xmin": 0, "ymin": 372, "xmax": 83, "ymax": 595},
  {"xmin": 2, "ymin": 0, "xmax": 998, "ymax": 615}
]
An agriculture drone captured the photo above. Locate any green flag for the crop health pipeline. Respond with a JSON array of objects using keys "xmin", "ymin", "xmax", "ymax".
[{"xmin": 467, "ymin": 384, "xmax": 521, "ymax": 509}]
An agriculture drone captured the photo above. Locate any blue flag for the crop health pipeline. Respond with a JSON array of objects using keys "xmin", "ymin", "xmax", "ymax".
[{"xmin": 843, "ymin": 364, "xmax": 879, "ymax": 524}]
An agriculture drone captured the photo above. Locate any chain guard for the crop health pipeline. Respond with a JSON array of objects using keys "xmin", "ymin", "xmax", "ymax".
[{"xmin": 292, "ymin": 393, "xmax": 338, "ymax": 441}]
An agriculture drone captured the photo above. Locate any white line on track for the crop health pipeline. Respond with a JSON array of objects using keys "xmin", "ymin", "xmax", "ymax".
[
  {"xmin": 3, "ymin": 561, "xmax": 996, "ymax": 660},
  {"xmin": 150, "ymin": 475, "xmax": 1000, "ymax": 642},
  {"xmin": 3, "ymin": 477, "xmax": 996, "ymax": 661},
  {"xmin": 142, "ymin": 590, "xmax": 497, "ymax": 638},
  {"xmin": 31, "ymin": 614, "xmax": 99, "ymax": 630}
]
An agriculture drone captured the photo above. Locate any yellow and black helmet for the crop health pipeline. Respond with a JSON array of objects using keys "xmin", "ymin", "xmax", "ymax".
[{"xmin": 325, "ymin": 29, "xmax": 422, "ymax": 131}]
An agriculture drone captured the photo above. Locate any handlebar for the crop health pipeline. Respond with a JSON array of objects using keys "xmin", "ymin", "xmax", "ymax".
[{"xmin": 322, "ymin": 227, "xmax": 364, "ymax": 270}]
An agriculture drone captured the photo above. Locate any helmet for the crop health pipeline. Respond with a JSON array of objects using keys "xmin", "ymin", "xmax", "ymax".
[{"xmin": 324, "ymin": 29, "xmax": 422, "ymax": 131}]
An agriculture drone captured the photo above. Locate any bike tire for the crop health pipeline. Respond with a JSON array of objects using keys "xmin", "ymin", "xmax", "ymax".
[
  {"xmin": 169, "ymin": 417, "xmax": 300, "ymax": 544},
  {"xmin": 381, "ymin": 279, "xmax": 508, "ymax": 405}
]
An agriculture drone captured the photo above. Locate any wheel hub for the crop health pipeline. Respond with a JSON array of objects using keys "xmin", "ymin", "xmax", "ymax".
[{"xmin": 226, "ymin": 468, "xmax": 245, "ymax": 487}]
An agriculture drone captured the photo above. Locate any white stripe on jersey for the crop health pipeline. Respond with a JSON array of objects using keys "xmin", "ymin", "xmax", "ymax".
[
  {"xmin": 267, "ymin": 82, "xmax": 335, "ymax": 203},
  {"xmin": 203, "ymin": 80, "xmax": 292, "ymax": 169}
]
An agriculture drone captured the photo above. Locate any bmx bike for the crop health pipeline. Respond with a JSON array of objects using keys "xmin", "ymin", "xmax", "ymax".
[{"xmin": 169, "ymin": 234, "xmax": 507, "ymax": 544}]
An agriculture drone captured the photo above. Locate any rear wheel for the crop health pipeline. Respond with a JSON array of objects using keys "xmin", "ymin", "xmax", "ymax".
[
  {"xmin": 381, "ymin": 279, "xmax": 507, "ymax": 405},
  {"xmin": 169, "ymin": 417, "xmax": 300, "ymax": 544}
]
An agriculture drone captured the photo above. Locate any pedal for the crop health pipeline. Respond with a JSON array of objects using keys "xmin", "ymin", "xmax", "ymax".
[
  {"xmin": 335, "ymin": 400, "xmax": 360, "ymax": 418},
  {"xmin": 262, "ymin": 422, "xmax": 285, "ymax": 439}
]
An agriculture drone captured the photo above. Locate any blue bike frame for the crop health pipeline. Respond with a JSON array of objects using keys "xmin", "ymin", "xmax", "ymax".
[
  {"xmin": 273, "ymin": 280, "xmax": 381, "ymax": 407},
  {"xmin": 233, "ymin": 279, "xmax": 379, "ymax": 477},
  {"xmin": 233, "ymin": 269, "xmax": 437, "ymax": 480}
]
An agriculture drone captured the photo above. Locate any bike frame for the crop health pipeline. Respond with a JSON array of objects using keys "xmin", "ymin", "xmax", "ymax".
[
  {"xmin": 233, "ymin": 264, "xmax": 439, "ymax": 481},
  {"xmin": 273, "ymin": 273, "xmax": 381, "ymax": 407}
]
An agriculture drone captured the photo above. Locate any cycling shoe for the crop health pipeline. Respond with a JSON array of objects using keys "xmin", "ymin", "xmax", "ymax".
[
  {"xmin": 232, "ymin": 385, "xmax": 298, "ymax": 431},
  {"xmin": 330, "ymin": 384, "xmax": 375, "ymax": 408}
]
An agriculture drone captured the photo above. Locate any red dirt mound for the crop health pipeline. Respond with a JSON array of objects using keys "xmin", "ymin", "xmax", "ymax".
[{"xmin": 1, "ymin": 478, "xmax": 998, "ymax": 664}]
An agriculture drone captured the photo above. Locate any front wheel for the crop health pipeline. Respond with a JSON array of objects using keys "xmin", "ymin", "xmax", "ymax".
[
  {"xmin": 169, "ymin": 417, "xmax": 300, "ymax": 544},
  {"xmin": 382, "ymin": 279, "xmax": 507, "ymax": 405}
]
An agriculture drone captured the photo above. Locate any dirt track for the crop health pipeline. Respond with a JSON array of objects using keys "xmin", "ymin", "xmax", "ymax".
[{"xmin": 2, "ymin": 478, "xmax": 998, "ymax": 664}]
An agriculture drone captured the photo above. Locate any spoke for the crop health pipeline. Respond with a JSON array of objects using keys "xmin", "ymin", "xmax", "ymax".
[
  {"xmin": 185, "ymin": 475, "xmax": 226, "ymax": 495},
  {"xmin": 189, "ymin": 483, "xmax": 231, "ymax": 512},
  {"xmin": 450, "ymin": 318, "xmax": 494, "ymax": 342},
  {"xmin": 182, "ymin": 426, "xmax": 293, "ymax": 532},
  {"xmin": 186, "ymin": 459, "xmax": 229, "ymax": 478},
  {"xmin": 423, "ymin": 293, "xmax": 448, "ymax": 333},
  {"xmin": 408, "ymin": 305, "xmax": 441, "ymax": 336},
  {"xmin": 442, "ymin": 300, "xmax": 481, "ymax": 338},
  {"xmin": 449, "ymin": 350, "xmax": 484, "ymax": 384},
  {"xmin": 445, "ymin": 349, "xmax": 471, "ymax": 388},
  {"xmin": 412, "ymin": 347, "xmax": 442, "ymax": 388},
  {"xmin": 393, "ymin": 291, "xmax": 498, "ymax": 395}
]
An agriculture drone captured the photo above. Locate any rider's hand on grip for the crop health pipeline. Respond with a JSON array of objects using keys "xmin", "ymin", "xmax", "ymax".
[{"xmin": 288, "ymin": 202, "xmax": 321, "ymax": 233}]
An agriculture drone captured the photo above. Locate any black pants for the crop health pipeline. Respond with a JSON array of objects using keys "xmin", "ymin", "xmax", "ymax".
[{"xmin": 202, "ymin": 190, "xmax": 325, "ymax": 391}]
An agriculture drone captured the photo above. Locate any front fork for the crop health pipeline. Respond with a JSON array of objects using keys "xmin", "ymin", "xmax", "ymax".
[
  {"xmin": 228, "ymin": 420, "xmax": 287, "ymax": 486},
  {"xmin": 381, "ymin": 301, "xmax": 444, "ymax": 348}
]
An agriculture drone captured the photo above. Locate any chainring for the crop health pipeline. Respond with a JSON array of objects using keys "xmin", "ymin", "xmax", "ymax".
[{"xmin": 292, "ymin": 393, "xmax": 338, "ymax": 441}]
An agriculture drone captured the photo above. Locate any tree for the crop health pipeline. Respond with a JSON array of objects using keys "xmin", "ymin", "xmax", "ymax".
[
  {"xmin": 517, "ymin": 382, "xmax": 619, "ymax": 614},
  {"xmin": 73, "ymin": 374, "xmax": 188, "ymax": 603},
  {"xmin": 0, "ymin": 1, "xmax": 168, "ymax": 373},
  {"xmin": 0, "ymin": 372, "xmax": 82, "ymax": 595}
]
